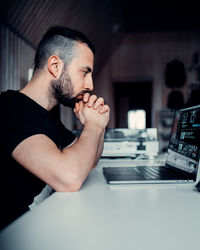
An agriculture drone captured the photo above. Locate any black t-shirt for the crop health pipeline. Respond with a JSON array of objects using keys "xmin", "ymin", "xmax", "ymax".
[{"xmin": 0, "ymin": 90, "xmax": 76, "ymax": 229}]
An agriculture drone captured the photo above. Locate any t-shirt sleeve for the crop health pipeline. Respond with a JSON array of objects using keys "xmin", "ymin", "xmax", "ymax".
[
  {"xmin": 58, "ymin": 121, "xmax": 76, "ymax": 149},
  {"xmin": 0, "ymin": 106, "xmax": 43, "ymax": 155},
  {"xmin": 0, "ymin": 92, "xmax": 77, "ymax": 155}
]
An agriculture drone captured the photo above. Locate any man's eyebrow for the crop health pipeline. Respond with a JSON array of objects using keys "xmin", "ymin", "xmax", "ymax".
[{"xmin": 82, "ymin": 66, "xmax": 92, "ymax": 72}]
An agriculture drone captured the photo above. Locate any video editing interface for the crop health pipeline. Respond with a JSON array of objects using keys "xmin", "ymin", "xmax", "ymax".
[{"xmin": 167, "ymin": 106, "xmax": 200, "ymax": 174}]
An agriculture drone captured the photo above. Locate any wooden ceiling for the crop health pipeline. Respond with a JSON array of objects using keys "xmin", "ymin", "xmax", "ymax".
[
  {"xmin": 1, "ymin": 0, "xmax": 200, "ymax": 75},
  {"xmin": 0, "ymin": 0, "xmax": 125, "ymax": 76}
]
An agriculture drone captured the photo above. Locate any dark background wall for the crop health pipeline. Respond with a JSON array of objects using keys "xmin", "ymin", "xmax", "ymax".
[{"xmin": 95, "ymin": 31, "xmax": 200, "ymax": 127}]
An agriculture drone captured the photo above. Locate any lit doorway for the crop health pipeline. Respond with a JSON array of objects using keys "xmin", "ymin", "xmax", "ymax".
[
  {"xmin": 128, "ymin": 109, "xmax": 146, "ymax": 129},
  {"xmin": 114, "ymin": 80, "xmax": 152, "ymax": 128}
]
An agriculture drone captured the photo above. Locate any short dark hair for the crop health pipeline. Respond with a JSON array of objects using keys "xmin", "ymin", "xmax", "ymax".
[{"xmin": 33, "ymin": 26, "xmax": 95, "ymax": 71}]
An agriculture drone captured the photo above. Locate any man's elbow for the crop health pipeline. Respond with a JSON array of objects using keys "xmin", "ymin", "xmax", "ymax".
[
  {"xmin": 64, "ymin": 182, "xmax": 82, "ymax": 192},
  {"xmin": 55, "ymin": 173, "xmax": 83, "ymax": 192}
]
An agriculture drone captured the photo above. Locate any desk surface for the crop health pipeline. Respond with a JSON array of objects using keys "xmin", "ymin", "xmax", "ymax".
[{"xmin": 0, "ymin": 162, "xmax": 200, "ymax": 250}]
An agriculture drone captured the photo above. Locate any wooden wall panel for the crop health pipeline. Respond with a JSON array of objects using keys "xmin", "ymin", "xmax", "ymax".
[{"xmin": 0, "ymin": 24, "xmax": 35, "ymax": 92}]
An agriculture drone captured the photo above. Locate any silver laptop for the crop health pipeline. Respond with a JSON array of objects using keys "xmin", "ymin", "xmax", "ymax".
[{"xmin": 103, "ymin": 105, "xmax": 200, "ymax": 184}]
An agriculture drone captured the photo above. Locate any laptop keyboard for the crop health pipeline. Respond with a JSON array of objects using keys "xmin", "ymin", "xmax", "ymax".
[{"xmin": 103, "ymin": 166, "xmax": 187, "ymax": 181}]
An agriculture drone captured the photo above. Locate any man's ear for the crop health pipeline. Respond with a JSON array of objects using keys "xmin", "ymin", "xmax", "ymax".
[{"xmin": 47, "ymin": 55, "xmax": 63, "ymax": 78}]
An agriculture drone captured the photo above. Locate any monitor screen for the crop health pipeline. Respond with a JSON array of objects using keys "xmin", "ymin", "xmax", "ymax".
[{"xmin": 166, "ymin": 105, "xmax": 200, "ymax": 175}]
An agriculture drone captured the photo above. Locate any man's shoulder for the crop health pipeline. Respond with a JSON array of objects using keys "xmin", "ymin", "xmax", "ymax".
[
  {"xmin": 0, "ymin": 90, "xmax": 43, "ymax": 131},
  {"xmin": 0, "ymin": 90, "xmax": 46, "ymax": 116},
  {"xmin": 0, "ymin": 90, "xmax": 25, "ymax": 109},
  {"xmin": 0, "ymin": 89, "xmax": 19, "ymax": 98},
  {"xmin": 0, "ymin": 90, "xmax": 45, "ymax": 155}
]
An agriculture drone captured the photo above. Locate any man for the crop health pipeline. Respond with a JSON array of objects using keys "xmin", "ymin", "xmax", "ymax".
[{"xmin": 0, "ymin": 26, "xmax": 110, "ymax": 229}]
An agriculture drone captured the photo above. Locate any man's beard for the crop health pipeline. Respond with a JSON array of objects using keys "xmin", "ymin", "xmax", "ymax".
[{"xmin": 50, "ymin": 68, "xmax": 80, "ymax": 108}]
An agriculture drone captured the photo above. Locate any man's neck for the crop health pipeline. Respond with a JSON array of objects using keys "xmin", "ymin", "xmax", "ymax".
[{"xmin": 20, "ymin": 77, "xmax": 57, "ymax": 111}]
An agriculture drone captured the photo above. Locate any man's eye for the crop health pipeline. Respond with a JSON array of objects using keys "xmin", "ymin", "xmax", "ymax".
[{"xmin": 83, "ymin": 71, "xmax": 87, "ymax": 76}]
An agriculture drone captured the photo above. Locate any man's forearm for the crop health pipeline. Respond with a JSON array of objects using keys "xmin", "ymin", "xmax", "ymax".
[
  {"xmin": 67, "ymin": 94, "xmax": 110, "ymax": 190},
  {"xmin": 93, "ymin": 129, "xmax": 105, "ymax": 167},
  {"xmin": 62, "ymin": 123, "xmax": 104, "ymax": 188}
]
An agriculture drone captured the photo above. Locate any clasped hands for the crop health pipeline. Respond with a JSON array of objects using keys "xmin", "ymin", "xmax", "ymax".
[{"xmin": 73, "ymin": 93, "xmax": 110, "ymax": 128}]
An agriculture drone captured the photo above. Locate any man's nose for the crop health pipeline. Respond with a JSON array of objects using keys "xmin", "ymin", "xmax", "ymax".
[{"xmin": 84, "ymin": 76, "xmax": 93, "ymax": 91}]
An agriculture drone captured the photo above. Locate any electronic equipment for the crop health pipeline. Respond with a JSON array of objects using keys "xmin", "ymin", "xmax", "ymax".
[
  {"xmin": 102, "ymin": 128, "xmax": 159, "ymax": 158},
  {"xmin": 103, "ymin": 105, "xmax": 200, "ymax": 185}
]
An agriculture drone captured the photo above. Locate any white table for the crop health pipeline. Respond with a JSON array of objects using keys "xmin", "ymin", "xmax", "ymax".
[{"xmin": 0, "ymin": 162, "xmax": 200, "ymax": 250}]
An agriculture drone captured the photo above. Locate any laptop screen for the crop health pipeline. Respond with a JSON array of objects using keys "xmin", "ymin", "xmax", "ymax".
[{"xmin": 166, "ymin": 105, "xmax": 200, "ymax": 176}]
